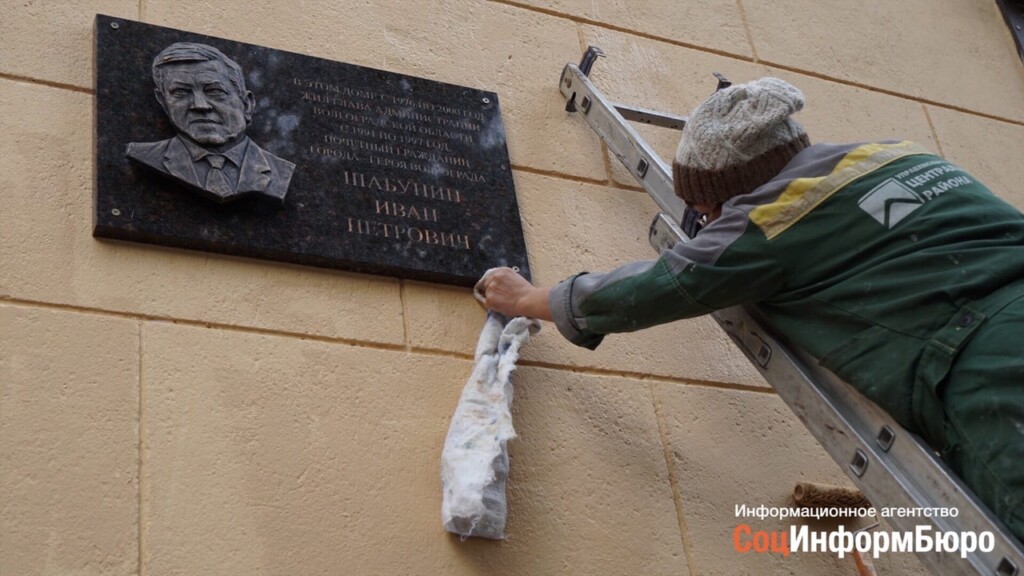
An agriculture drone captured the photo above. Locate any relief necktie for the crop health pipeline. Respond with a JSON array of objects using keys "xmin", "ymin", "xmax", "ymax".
[{"xmin": 204, "ymin": 155, "xmax": 233, "ymax": 197}]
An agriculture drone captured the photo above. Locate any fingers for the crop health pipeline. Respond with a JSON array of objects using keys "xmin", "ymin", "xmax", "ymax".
[
  {"xmin": 474, "ymin": 267, "xmax": 529, "ymax": 315},
  {"xmin": 482, "ymin": 267, "xmax": 516, "ymax": 289},
  {"xmin": 474, "ymin": 267, "xmax": 518, "ymax": 310},
  {"xmin": 473, "ymin": 267, "xmax": 551, "ymax": 320}
]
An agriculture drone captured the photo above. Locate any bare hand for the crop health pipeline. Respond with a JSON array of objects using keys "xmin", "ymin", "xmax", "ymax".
[{"xmin": 475, "ymin": 267, "xmax": 553, "ymax": 320}]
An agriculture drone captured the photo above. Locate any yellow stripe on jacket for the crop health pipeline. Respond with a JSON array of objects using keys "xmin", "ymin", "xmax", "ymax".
[{"xmin": 751, "ymin": 141, "xmax": 933, "ymax": 239}]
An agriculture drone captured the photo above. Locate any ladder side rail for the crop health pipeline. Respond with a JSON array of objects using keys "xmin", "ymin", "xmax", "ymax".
[
  {"xmin": 560, "ymin": 60, "xmax": 1024, "ymax": 576},
  {"xmin": 560, "ymin": 64, "xmax": 686, "ymax": 225},
  {"xmin": 714, "ymin": 304, "xmax": 1024, "ymax": 576}
]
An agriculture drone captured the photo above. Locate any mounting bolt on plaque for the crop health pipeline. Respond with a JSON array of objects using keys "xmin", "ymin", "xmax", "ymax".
[{"xmin": 110, "ymin": 21, "xmax": 119, "ymax": 29}]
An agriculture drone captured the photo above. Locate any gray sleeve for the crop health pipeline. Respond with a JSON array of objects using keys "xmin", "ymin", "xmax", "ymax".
[
  {"xmin": 548, "ymin": 261, "xmax": 661, "ymax": 350},
  {"xmin": 545, "ymin": 198, "xmax": 784, "ymax": 350}
]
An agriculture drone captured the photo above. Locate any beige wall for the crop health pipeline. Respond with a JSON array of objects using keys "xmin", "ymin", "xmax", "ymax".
[{"xmin": 2, "ymin": 1, "xmax": 1022, "ymax": 575}]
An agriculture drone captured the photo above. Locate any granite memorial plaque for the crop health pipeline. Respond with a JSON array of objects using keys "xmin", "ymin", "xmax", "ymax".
[{"xmin": 94, "ymin": 15, "xmax": 530, "ymax": 286}]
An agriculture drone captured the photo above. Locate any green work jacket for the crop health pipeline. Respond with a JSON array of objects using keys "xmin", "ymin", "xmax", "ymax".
[{"xmin": 549, "ymin": 141, "xmax": 1024, "ymax": 444}]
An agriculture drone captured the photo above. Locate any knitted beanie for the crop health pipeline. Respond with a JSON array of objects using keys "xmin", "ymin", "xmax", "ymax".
[{"xmin": 673, "ymin": 77, "xmax": 810, "ymax": 205}]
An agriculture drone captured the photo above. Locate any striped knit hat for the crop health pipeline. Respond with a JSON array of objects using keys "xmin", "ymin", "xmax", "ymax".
[{"xmin": 673, "ymin": 77, "xmax": 810, "ymax": 205}]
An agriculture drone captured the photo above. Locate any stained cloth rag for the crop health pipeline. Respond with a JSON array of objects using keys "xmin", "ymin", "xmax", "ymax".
[{"xmin": 441, "ymin": 269, "xmax": 540, "ymax": 539}]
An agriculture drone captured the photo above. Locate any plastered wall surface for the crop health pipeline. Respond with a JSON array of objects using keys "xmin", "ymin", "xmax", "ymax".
[{"xmin": 2, "ymin": 1, "xmax": 1022, "ymax": 575}]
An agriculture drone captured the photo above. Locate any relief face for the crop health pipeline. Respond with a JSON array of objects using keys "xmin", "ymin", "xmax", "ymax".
[{"xmin": 126, "ymin": 42, "xmax": 296, "ymax": 204}]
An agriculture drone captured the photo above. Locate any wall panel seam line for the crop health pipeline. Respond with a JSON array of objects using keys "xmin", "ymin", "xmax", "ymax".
[
  {"xmin": 751, "ymin": 62, "xmax": 1024, "ymax": 127},
  {"xmin": 572, "ymin": 20, "xmax": 615, "ymax": 185},
  {"xmin": 921, "ymin": 104, "xmax": 946, "ymax": 159},
  {"xmin": 388, "ymin": 343, "xmax": 773, "ymax": 389},
  {"xmin": 0, "ymin": 297, "xmax": 408, "ymax": 351},
  {"xmin": 487, "ymin": 0, "xmax": 753, "ymax": 61},
  {"xmin": 735, "ymin": 0, "xmax": 760, "ymax": 62},
  {"xmin": 0, "ymin": 296, "xmax": 773, "ymax": 388},
  {"xmin": 0, "ymin": 73, "xmax": 93, "ymax": 94},
  {"xmin": 137, "ymin": 320, "xmax": 147, "ymax": 576},
  {"xmin": 510, "ymin": 164, "xmax": 609, "ymax": 186},
  {"xmin": 599, "ymin": 142, "xmax": 616, "ymax": 186},
  {"xmin": 574, "ymin": 20, "xmax": 588, "ymax": 56},
  {"xmin": 399, "ymin": 280, "xmax": 412, "ymax": 351},
  {"xmin": 2, "ymin": 23, "xmax": 1019, "ymax": 127},
  {"xmin": 511, "ymin": 164, "xmax": 645, "ymax": 192},
  {"xmin": 650, "ymin": 382, "xmax": 699, "ymax": 575},
  {"xmin": 517, "ymin": 359, "xmax": 777, "ymax": 393},
  {"xmin": 485, "ymin": 0, "xmax": 1024, "ymax": 127}
]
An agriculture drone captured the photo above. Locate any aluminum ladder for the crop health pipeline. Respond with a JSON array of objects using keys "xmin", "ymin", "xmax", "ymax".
[{"xmin": 558, "ymin": 47, "xmax": 1024, "ymax": 576}]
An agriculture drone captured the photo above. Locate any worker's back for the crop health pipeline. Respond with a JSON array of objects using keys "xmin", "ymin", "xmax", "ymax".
[{"xmin": 715, "ymin": 141, "xmax": 1024, "ymax": 443}]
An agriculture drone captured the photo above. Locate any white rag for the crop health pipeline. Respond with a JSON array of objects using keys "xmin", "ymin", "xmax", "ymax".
[{"xmin": 441, "ymin": 269, "xmax": 539, "ymax": 539}]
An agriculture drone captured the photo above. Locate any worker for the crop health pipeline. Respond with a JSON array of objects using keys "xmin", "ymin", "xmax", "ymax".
[{"xmin": 477, "ymin": 77, "xmax": 1024, "ymax": 542}]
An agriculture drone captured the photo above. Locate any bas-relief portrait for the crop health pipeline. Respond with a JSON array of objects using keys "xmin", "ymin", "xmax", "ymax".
[
  {"xmin": 126, "ymin": 42, "xmax": 296, "ymax": 204},
  {"xmin": 96, "ymin": 14, "xmax": 527, "ymax": 286}
]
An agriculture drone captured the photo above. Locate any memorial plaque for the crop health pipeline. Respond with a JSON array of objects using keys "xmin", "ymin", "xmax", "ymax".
[{"xmin": 94, "ymin": 15, "xmax": 530, "ymax": 286}]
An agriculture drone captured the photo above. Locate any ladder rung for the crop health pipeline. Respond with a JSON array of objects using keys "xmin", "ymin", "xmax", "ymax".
[{"xmin": 614, "ymin": 104, "xmax": 687, "ymax": 130}]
